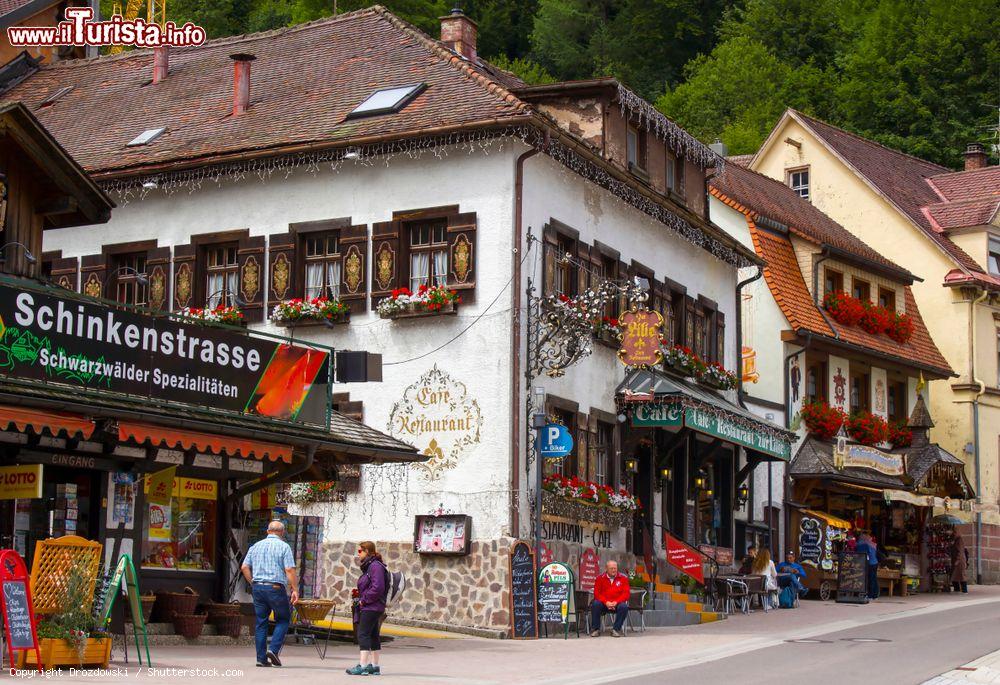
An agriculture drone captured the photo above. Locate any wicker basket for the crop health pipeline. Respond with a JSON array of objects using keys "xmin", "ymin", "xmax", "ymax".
[
  {"xmin": 295, "ymin": 599, "xmax": 335, "ymax": 622},
  {"xmin": 211, "ymin": 614, "xmax": 243, "ymax": 639},
  {"xmin": 173, "ymin": 613, "xmax": 208, "ymax": 639},
  {"xmin": 154, "ymin": 587, "xmax": 200, "ymax": 622},
  {"xmin": 201, "ymin": 601, "xmax": 241, "ymax": 620}
]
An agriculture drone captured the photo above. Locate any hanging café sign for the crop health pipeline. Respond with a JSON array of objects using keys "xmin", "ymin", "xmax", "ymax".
[
  {"xmin": 617, "ymin": 308, "xmax": 663, "ymax": 368},
  {"xmin": 0, "ymin": 282, "xmax": 330, "ymax": 424},
  {"xmin": 632, "ymin": 403, "xmax": 791, "ymax": 460}
]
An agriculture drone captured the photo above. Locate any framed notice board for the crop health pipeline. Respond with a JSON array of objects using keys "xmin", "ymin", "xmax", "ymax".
[
  {"xmin": 537, "ymin": 562, "xmax": 575, "ymax": 639},
  {"xmin": 836, "ymin": 551, "xmax": 869, "ymax": 604},
  {"xmin": 413, "ymin": 514, "xmax": 471, "ymax": 556},
  {"xmin": 0, "ymin": 549, "xmax": 41, "ymax": 670},
  {"xmin": 508, "ymin": 541, "xmax": 538, "ymax": 639}
]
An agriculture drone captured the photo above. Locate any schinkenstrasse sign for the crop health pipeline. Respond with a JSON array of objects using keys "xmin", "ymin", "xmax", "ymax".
[
  {"xmin": 0, "ymin": 283, "xmax": 328, "ymax": 423},
  {"xmin": 632, "ymin": 404, "xmax": 790, "ymax": 460}
]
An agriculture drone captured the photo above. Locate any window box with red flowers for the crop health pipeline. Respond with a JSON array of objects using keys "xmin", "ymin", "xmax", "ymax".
[
  {"xmin": 887, "ymin": 421, "xmax": 912, "ymax": 448},
  {"xmin": 801, "ymin": 401, "xmax": 846, "ymax": 440},
  {"xmin": 177, "ymin": 305, "xmax": 246, "ymax": 327},
  {"xmin": 542, "ymin": 474, "xmax": 637, "ymax": 528},
  {"xmin": 701, "ymin": 361, "xmax": 738, "ymax": 391},
  {"xmin": 822, "ymin": 291, "xmax": 913, "ymax": 343},
  {"xmin": 377, "ymin": 285, "xmax": 460, "ymax": 320},
  {"xmin": 593, "ymin": 316, "xmax": 623, "ymax": 346},
  {"xmin": 846, "ymin": 411, "xmax": 890, "ymax": 446},
  {"xmin": 664, "ymin": 345, "xmax": 707, "ymax": 378},
  {"xmin": 271, "ymin": 297, "xmax": 350, "ymax": 327},
  {"xmin": 823, "ymin": 290, "xmax": 866, "ymax": 326}
]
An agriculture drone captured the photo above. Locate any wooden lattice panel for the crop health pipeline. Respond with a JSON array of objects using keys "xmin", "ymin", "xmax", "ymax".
[{"xmin": 29, "ymin": 535, "xmax": 103, "ymax": 616}]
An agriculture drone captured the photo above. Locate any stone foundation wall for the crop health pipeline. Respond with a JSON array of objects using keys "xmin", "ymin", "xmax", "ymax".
[
  {"xmin": 319, "ymin": 538, "xmax": 514, "ymax": 631},
  {"xmin": 956, "ymin": 523, "xmax": 1000, "ymax": 584}
]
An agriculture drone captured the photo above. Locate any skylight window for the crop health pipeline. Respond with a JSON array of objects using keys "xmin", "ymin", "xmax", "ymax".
[
  {"xmin": 39, "ymin": 85, "xmax": 74, "ymax": 108},
  {"xmin": 347, "ymin": 84, "xmax": 425, "ymax": 119},
  {"xmin": 127, "ymin": 127, "xmax": 166, "ymax": 147}
]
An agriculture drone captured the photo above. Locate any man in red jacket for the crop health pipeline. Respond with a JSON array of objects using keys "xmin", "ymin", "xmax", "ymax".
[{"xmin": 590, "ymin": 560, "xmax": 630, "ymax": 637}]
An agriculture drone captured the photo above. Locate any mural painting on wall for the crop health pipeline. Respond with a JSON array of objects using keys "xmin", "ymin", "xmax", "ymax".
[
  {"xmin": 874, "ymin": 379, "xmax": 886, "ymax": 414},
  {"xmin": 832, "ymin": 367, "xmax": 847, "ymax": 411},
  {"xmin": 388, "ymin": 365, "xmax": 483, "ymax": 480},
  {"xmin": 787, "ymin": 352, "xmax": 804, "ymax": 431},
  {"xmin": 739, "ymin": 279, "xmax": 759, "ymax": 383}
]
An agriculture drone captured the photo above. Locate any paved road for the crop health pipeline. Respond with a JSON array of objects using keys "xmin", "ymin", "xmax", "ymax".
[{"xmin": 615, "ymin": 601, "xmax": 1000, "ymax": 685}]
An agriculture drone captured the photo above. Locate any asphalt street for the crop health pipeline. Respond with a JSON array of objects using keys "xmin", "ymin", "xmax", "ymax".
[{"xmin": 615, "ymin": 600, "xmax": 1000, "ymax": 685}]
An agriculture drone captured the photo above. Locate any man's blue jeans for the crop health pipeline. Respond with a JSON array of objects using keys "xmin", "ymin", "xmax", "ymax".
[
  {"xmin": 590, "ymin": 601, "xmax": 629, "ymax": 632},
  {"xmin": 252, "ymin": 584, "xmax": 291, "ymax": 663}
]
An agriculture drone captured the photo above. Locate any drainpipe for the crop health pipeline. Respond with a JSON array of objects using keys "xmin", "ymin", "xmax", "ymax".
[
  {"xmin": 735, "ymin": 265, "xmax": 763, "ymax": 526},
  {"xmin": 510, "ymin": 135, "xmax": 545, "ymax": 538},
  {"xmin": 812, "ymin": 249, "xmax": 839, "ymax": 339},
  {"xmin": 969, "ymin": 288, "xmax": 988, "ymax": 583}
]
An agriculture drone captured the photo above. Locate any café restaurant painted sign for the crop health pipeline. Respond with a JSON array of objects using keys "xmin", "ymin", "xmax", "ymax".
[
  {"xmin": 388, "ymin": 365, "xmax": 483, "ymax": 480},
  {"xmin": 0, "ymin": 282, "xmax": 329, "ymax": 424},
  {"xmin": 836, "ymin": 444, "xmax": 905, "ymax": 476},
  {"xmin": 618, "ymin": 308, "xmax": 663, "ymax": 368},
  {"xmin": 632, "ymin": 404, "xmax": 790, "ymax": 460}
]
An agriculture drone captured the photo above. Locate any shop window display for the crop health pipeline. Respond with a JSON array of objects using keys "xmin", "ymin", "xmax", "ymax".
[{"xmin": 141, "ymin": 478, "xmax": 217, "ymax": 572}]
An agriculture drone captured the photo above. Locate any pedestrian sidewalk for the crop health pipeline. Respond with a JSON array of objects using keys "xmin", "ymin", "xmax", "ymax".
[{"xmin": 923, "ymin": 648, "xmax": 1000, "ymax": 685}]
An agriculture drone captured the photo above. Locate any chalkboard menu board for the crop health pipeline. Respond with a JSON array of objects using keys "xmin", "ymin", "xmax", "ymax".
[
  {"xmin": 508, "ymin": 541, "xmax": 538, "ymax": 639},
  {"xmin": 3, "ymin": 581, "xmax": 34, "ymax": 648},
  {"xmin": 537, "ymin": 562, "xmax": 573, "ymax": 626},
  {"xmin": 836, "ymin": 551, "xmax": 869, "ymax": 604}
]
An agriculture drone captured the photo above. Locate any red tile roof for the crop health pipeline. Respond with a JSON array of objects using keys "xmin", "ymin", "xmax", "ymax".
[
  {"xmin": 710, "ymin": 161, "xmax": 913, "ymax": 278},
  {"xmin": 0, "ymin": 0, "xmax": 33, "ymax": 17},
  {"xmin": 924, "ymin": 197, "xmax": 1000, "ymax": 231},
  {"xmin": 790, "ymin": 110, "xmax": 987, "ymax": 275},
  {"xmin": 1, "ymin": 6, "xmax": 530, "ymax": 175},
  {"xmin": 928, "ymin": 165, "xmax": 1000, "ymax": 202}
]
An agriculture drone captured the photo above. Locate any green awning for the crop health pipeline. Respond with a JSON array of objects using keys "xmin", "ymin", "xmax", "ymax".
[{"xmin": 617, "ymin": 368, "xmax": 794, "ymax": 461}]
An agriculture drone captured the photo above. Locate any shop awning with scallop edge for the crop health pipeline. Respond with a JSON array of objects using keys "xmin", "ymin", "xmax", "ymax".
[
  {"xmin": 118, "ymin": 420, "xmax": 292, "ymax": 463},
  {"xmin": 800, "ymin": 508, "xmax": 852, "ymax": 530},
  {"xmin": 0, "ymin": 404, "xmax": 95, "ymax": 439}
]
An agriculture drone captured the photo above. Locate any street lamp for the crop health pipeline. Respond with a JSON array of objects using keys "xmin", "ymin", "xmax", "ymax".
[
  {"xmin": 737, "ymin": 483, "xmax": 749, "ymax": 508},
  {"xmin": 693, "ymin": 471, "xmax": 707, "ymax": 490},
  {"xmin": 658, "ymin": 466, "xmax": 672, "ymax": 487},
  {"xmin": 624, "ymin": 457, "xmax": 638, "ymax": 473}
]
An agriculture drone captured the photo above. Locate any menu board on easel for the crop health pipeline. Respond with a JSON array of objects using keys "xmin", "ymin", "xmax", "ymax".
[
  {"xmin": 508, "ymin": 541, "xmax": 538, "ymax": 640},
  {"xmin": 836, "ymin": 551, "xmax": 869, "ymax": 604},
  {"xmin": 413, "ymin": 514, "xmax": 471, "ymax": 556},
  {"xmin": 0, "ymin": 550, "xmax": 41, "ymax": 670}
]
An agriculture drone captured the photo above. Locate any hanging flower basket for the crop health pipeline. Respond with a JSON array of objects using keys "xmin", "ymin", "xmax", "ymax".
[
  {"xmin": 272, "ymin": 297, "xmax": 350, "ymax": 327},
  {"xmin": 282, "ymin": 481, "xmax": 339, "ymax": 504},
  {"xmin": 378, "ymin": 285, "xmax": 460, "ymax": 320}
]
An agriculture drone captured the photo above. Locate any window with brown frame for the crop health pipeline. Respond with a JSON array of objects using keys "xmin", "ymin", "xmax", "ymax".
[
  {"xmin": 852, "ymin": 278, "xmax": 871, "ymax": 303},
  {"xmin": 553, "ymin": 234, "xmax": 578, "ymax": 298},
  {"xmin": 601, "ymin": 255, "xmax": 619, "ymax": 319},
  {"xmin": 113, "ymin": 252, "xmax": 148, "ymax": 306},
  {"xmin": 850, "ymin": 369, "xmax": 870, "ymax": 413},
  {"xmin": 824, "ymin": 268, "xmax": 844, "ymax": 295},
  {"xmin": 665, "ymin": 151, "xmax": 677, "ymax": 192},
  {"xmin": 878, "ymin": 287, "xmax": 897, "ymax": 311},
  {"xmin": 205, "ymin": 244, "xmax": 239, "ymax": 308},
  {"xmin": 304, "ymin": 232, "xmax": 342, "ymax": 300},
  {"xmin": 694, "ymin": 307, "xmax": 710, "ymax": 360},
  {"xmin": 806, "ymin": 359, "xmax": 828, "ymax": 404},
  {"xmin": 887, "ymin": 380, "xmax": 907, "ymax": 423},
  {"xmin": 627, "ymin": 124, "xmax": 647, "ymax": 171},
  {"xmin": 408, "ymin": 219, "xmax": 448, "ymax": 292},
  {"xmin": 594, "ymin": 422, "xmax": 614, "ymax": 486}
]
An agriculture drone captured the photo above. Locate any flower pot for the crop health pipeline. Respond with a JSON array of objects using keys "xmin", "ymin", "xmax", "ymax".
[
  {"xmin": 380, "ymin": 301, "xmax": 457, "ymax": 320},
  {"xmin": 20, "ymin": 637, "xmax": 111, "ymax": 669},
  {"xmin": 173, "ymin": 613, "xmax": 208, "ymax": 639}
]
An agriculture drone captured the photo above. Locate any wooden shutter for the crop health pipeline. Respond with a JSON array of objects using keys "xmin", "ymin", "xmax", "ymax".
[
  {"xmin": 146, "ymin": 247, "xmax": 171, "ymax": 312},
  {"xmin": 267, "ymin": 233, "xmax": 298, "ymax": 304},
  {"xmin": 237, "ymin": 236, "xmax": 265, "ymax": 321},
  {"xmin": 575, "ymin": 412, "xmax": 589, "ymax": 480},
  {"xmin": 684, "ymin": 295, "xmax": 696, "ymax": 349},
  {"xmin": 371, "ymin": 220, "xmax": 402, "ymax": 303},
  {"xmin": 340, "ymin": 224, "xmax": 368, "ymax": 313},
  {"xmin": 542, "ymin": 224, "xmax": 557, "ymax": 297},
  {"xmin": 716, "ymin": 311, "xmax": 725, "ymax": 366},
  {"xmin": 80, "ymin": 253, "xmax": 107, "ymax": 299},
  {"xmin": 172, "ymin": 243, "xmax": 195, "ymax": 309},
  {"xmin": 446, "ymin": 212, "xmax": 476, "ymax": 296},
  {"xmin": 50, "ymin": 257, "xmax": 78, "ymax": 292},
  {"xmin": 575, "ymin": 242, "xmax": 590, "ymax": 295}
]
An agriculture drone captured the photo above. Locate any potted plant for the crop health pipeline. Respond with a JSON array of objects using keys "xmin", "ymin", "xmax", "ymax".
[
  {"xmin": 271, "ymin": 297, "xmax": 350, "ymax": 327},
  {"xmin": 178, "ymin": 305, "xmax": 245, "ymax": 326},
  {"xmin": 592, "ymin": 316, "xmax": 622, "ymax": 344},
  {"xmin": 377, "ymin": 284, "xmax": 460, "ymax": 319},
  {"xmin": 26, "ymin": 562, "xmax": 111, "ymax": 669}
]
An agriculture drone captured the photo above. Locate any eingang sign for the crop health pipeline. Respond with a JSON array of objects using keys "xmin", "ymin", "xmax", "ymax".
[{"xmin": 0, "ymin": 283, "xmax": 329, "ymax": 424}]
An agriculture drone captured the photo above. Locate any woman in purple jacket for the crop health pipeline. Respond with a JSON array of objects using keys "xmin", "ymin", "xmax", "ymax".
[{"xmin": 346, "ymin": 541, "xmax": 388, "ymax": 676}]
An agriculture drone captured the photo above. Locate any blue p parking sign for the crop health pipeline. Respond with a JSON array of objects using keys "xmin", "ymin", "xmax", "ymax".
[{"xmin": 540, "ymin": 423, "xmax": 573, "ymax": 459}]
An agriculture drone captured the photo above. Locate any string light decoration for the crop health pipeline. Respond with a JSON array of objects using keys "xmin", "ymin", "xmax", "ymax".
[
  {"xmin": 529, "ymin": 267, "xmax": 647, "ymax": 378},
  {"xmin": 615, "ymin": 83, "xmax": 722, "ymax": 171},
  {"xmin": 101, "ymin": 126, "xmax": 752, "ymax": 268}
]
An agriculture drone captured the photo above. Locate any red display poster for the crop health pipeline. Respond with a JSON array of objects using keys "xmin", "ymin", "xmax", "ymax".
[
  {"xmin": 0, "ymin": 549, "xmax": 42, "ymax": 670},
  {"xmin": 579, "ymin": 548, "xmax": 601, "ymax": 591},
  {"xmin": 664, "ymin": 532, "xmax": 704, "ymax": 584},
  {"xmin": 539, "ymin": 542, "xmax": 554, "ymax": 567}
]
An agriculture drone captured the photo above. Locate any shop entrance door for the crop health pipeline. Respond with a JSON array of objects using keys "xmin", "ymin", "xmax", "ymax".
[{"xmin": 15, "ymin": 467, "xmax": 101, "ymax": 568}]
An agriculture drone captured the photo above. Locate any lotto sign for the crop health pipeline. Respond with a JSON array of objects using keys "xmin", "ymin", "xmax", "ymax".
[
  {"xmin": 147, "ymin": 502, "xmax": 172, "ymax": 541},
  {"xmin": 539, "ymin": 423, "xmax": 573, "ymax": 459},
  {"xmin": 0, "ymin": 465, "xmax": 42, "ymax": 500}
]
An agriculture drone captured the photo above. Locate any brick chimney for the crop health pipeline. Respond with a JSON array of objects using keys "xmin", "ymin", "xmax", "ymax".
[
  {"xmin": 440, "ymin": 7, "xmax": 477, "ymax": 62},
  {"xmin": 229, "ymin": 53, "xmax": 255, "ymax": 115},
  {"xmin": 152, "ymin": 45, "xmax": 169, "ymax": 84},
  {"xmin": 963, "ymin": 142, "xmax": 988, "ymax": 171}
]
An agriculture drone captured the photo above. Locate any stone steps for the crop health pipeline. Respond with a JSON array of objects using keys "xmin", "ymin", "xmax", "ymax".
[{"xmin": 126, "ymin": 623, "xmax": 252, "ymax": 647}]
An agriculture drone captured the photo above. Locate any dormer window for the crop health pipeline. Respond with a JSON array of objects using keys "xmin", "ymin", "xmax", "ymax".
[
  {"xmin": 989, "ymin": 238, "xmax": 1000, "ymax": 276},
  {"xmin": 347, "ymin": 84, "xmax": 425, "ymax": 119},
  {"xmin": 787, "ymin": 167, "xmax": 810, "ymax": 200},
  {"xmin": 852, "ymin": 278, "xmax": 871, "ymax": 303},
  {"xmin": 878, "ymin": 287, "xmax": 897, "ymax": 311},
  {"xmin": 824, "ymin": 268, "xmax": 843, "ymax": 296},
  {"xmin": 626, "ymin": 124, "xmax": 647, "ymax": 172}
]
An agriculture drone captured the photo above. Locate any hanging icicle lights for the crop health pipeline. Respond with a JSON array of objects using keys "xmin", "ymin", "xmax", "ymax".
[{"xmin": 100, "ymin": 125, "xmax": 752, "ymax": 268}]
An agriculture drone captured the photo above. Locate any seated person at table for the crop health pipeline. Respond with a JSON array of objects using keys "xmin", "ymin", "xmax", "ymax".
[
  {"xmin": 590, "ymin": 560, "xmax": 630, "ymax": 637},
  {"xmin": 776, "ymin": 550, "xmax": 808, "ymax": 597},
  {"xmin": 739, "ymin": 545, "xmax": 757, "ymax": 575}
]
